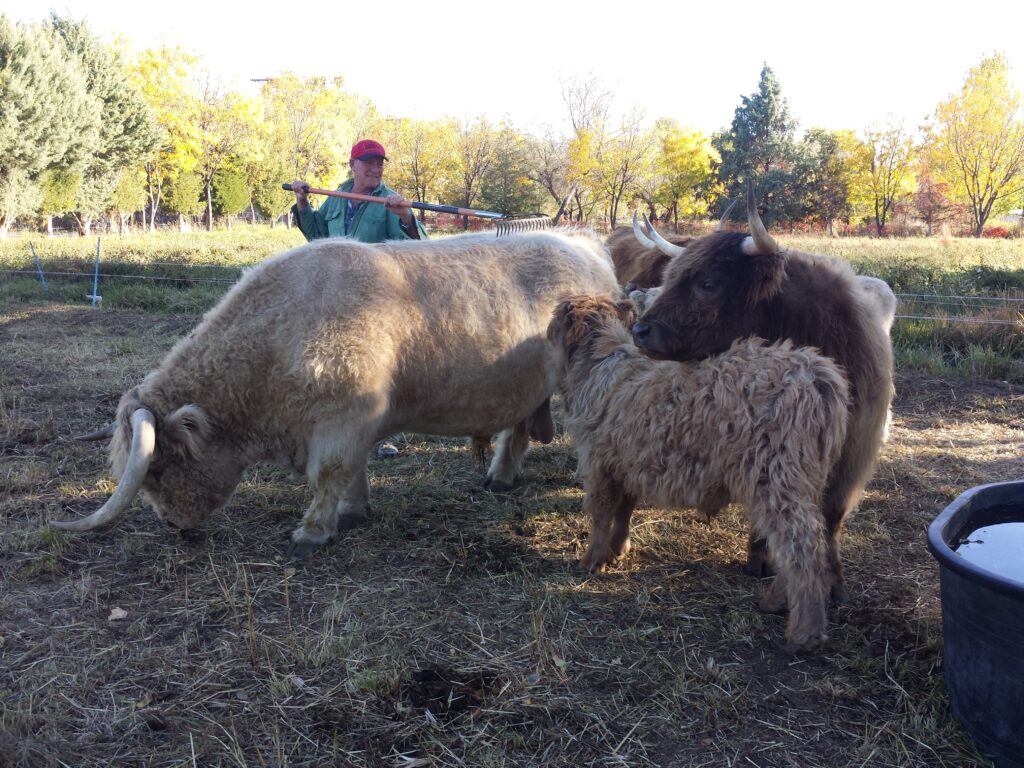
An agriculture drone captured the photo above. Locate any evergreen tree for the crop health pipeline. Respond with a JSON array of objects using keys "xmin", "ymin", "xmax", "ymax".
[
  {"xmin": 480, "ymin": 123, "xmax": 544, "ymax": 216},
  {"xmin": 714, "ymin": 65, "xmax": 800, "ymax": 225},
  {"xmin": 49, "ymin": 14, "xmax": 158, "ymax": 234},
  {"xmin": 0, "ymin": 15, "xmax": 100, "ymax": 234},
  {"xmin": 165, "ymin": 171, "xmax": 204, "ymax": 231},
  {"xmin": 212, "ymin": 167, "xmax": 249, "ymax": 229},
  {"xmin": 40, "ymin": 169, "xmax": 82, "ymax": 236}
]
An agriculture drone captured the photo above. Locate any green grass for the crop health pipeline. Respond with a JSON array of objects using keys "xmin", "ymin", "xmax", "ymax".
[
  {"xmin": 3, "ymin": 228, "xmax": 1024, "ymax": 379},
  {"xmin": 775, "ymin": 235, "xmax": 1024, "ymax": 381},
  {"xmin": 0, "ymin": 227, "xmax": 303, "ymax": 313}
]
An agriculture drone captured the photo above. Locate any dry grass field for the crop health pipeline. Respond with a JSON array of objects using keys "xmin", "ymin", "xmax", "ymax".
[{"xmin": 2, "ymin": 302, "xmax": 1022, "ymax": 767}]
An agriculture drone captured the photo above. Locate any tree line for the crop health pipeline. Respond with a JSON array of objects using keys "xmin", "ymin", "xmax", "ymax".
[{"xmin": 2, "ymin": 13, "xmax": 1023, "ymax": 238}]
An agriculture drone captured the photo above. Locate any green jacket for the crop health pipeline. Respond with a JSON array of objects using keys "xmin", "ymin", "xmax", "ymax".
[{"xmin": 292, "ymin": 179, "xmax": 428, "ymax": 243}]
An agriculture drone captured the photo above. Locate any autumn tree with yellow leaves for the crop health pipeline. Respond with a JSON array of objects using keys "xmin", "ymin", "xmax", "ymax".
[{"xmin": 926, "ymin": 53, "xmax": 1024, "ymax": 236}]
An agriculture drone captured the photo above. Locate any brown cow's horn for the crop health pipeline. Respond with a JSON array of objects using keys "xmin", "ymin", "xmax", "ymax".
[
  {"xmin": 642, "ymin": 214, "xmax": 686, "ymax": 258},
  {"xmin": 632, "ymin": 211, "xmax": 657, "ymax": 249},
  {"xmin": 716, "ymin": 199, "xmax": 738, "ymax": 232},
  {"xmin": 51, "ymin": 409, "xmax": 156, "ymax": 532},
  {"xmin": 74, "ymin": 422, "xmax": 117, "ymax": 441},
  {"xmin": 745, "ymin": 182, "xmax": 778, "ymax": 255}
]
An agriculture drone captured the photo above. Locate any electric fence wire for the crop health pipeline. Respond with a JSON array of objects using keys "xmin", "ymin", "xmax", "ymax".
[
  {"xmin": 0, "ymin": 268, "xmax": 238, "ymax": 285},
  {"xmin": 3, "ymin": 267, "xmax": 1024, "ymax": 325}
]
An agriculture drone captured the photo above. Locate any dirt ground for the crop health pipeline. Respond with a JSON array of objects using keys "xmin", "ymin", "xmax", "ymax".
[{"xmin": 2, "ymin": 304, "xmax": 1022, "ymax": 767}]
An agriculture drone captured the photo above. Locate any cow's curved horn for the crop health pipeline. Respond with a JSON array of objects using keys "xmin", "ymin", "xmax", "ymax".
[
  {"xmin": 716, "ymin": 199, "xmax": 738, "ymax": 232},
  {"xmin": 642, "ymin": 214, "xmax": 686, "ymax": 258},
  {"xmin": 745, "ymin": 182, "xmax": 778, "ymax": 255},
  {"xmin": 75, "ymin": 422, "xmax": 117, "ymax": 442},
  {"xmin": 632, "ymin": 211, "xmax": 656, "ymax": 249},
  {"xmin": 52, "ymin": 409, "xmax": 156, "ymax": 532}
]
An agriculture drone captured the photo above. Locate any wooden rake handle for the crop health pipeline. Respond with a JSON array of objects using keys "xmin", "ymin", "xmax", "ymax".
[{"xmin": 282, "ymin": 183, "xmax": 505, "ymax": 220}]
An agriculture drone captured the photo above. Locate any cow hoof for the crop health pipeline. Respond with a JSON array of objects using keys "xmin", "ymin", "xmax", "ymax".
[
  {"xmin": 783, "ymin": 632, "xmax": 828, "ymax": 654},
  {"xmin": 484, "ymin": 477, "xmax": 514, "ymax": 492},
  {"xmin": 179, "ymin": 528, "xmax": 206, "ymax": 544},
  {"xmin": 376, "ymin": 442, "xmax": 400, "ymax": 459},
  {"xmin": 581, "ymin": 544, "xmax": 613, "ymax": 573},
  {"xmin": 286, "ymin": 539, "xmax": 322, "ymax": 561}
]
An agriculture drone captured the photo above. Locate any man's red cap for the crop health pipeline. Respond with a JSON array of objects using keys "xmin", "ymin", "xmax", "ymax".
[{"xmin": 350, "ymin": 139, "xmax": 387, "ymax": 161}]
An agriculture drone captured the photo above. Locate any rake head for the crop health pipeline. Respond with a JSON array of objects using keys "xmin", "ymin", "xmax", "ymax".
[{"xmin": 494, "ymin": 215, "xmax": 553, "ymax": 237}]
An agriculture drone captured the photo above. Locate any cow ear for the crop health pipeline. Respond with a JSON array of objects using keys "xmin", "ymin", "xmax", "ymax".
[
  {"xmin": 163, "ymin": 404, "xmax": 210, "ymax": 460},
  {"xmin": 562, "ymin": 299, "xmax": 592, "ymax": 348},
  {"xmin": 548, "ymin": 299, "xmax": 572, "ymax": 343},
  {"xmin": 748, "ymin": 250, "xmax": 786, "ymax": 303},
  {"xmin": 549, "ymin": 297, "xmax": 590, "ymax": 349}
]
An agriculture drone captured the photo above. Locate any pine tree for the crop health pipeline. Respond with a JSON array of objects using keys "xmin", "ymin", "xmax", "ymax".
[
  {"xmin": 714, "ymin": 65, "xmax": 800, "ymax": 225},
  {"xmin": 0, "ymin": 15, "xmax": 101, "ymax": 233},
  {"xmin": 49, "ymin": 14, "xmax": 158, "ymax": 234}
]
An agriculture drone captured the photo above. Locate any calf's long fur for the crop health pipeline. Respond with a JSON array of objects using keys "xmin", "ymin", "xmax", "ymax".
[{"xmin": 550, "ymin": 294, "xmax": 850, "ymax": 650}]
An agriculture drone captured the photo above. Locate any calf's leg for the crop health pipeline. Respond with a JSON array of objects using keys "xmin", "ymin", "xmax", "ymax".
[
  {"xmin": 753, "ymin": 497, "xmax": 830, "ymax": 651},
  {"xmin": 745, "ymin": 535, "xmax": 774, "ymax": 578},
  {"xmin": 581, "ymin": 468, "xmax": 635, "ymax": 572}
]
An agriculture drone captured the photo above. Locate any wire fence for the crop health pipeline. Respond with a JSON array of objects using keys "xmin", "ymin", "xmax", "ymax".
[
  {"xmin": 0, "ymin": 269, "xmax": 240, "ymax": 286},
  {"xmin": 3, "ymin": 239, "xmax": 1023, "ymax": 328}
]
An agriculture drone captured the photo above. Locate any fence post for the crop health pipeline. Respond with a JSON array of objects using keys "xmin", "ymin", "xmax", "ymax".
[
  {"xmin": 29, "ymin": 242, "xmax": 48, "ymax": 294},
  {"xmin": 89, "ymin": 237, "xmax": 101, "ymax": 307}
]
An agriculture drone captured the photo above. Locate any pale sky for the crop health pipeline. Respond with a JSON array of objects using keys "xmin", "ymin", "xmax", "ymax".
[{"xmin": 4, "ymin": 0, "xmax": 1023, "ymax": 137}]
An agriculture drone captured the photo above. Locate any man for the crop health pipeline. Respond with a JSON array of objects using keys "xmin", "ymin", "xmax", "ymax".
[
  {"xmin": 289, "ymin": 139, "xmax": 427, "ymax": 242},
  {"xmin": 290, "ymin": 139, "xmax": 428, "ymax": 457}
]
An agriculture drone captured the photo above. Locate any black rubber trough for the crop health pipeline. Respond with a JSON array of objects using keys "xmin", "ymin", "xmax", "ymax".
[{"xmin": 928, "ymin": 480, "xmax": 1024, "ymax": 768}]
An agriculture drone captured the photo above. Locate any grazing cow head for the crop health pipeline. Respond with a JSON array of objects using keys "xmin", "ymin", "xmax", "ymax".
[
  {"xmin": 632, "ymin": 186, "xmax": 786, "ymax": 360},
  {"xmin": 53, "ymin": 389, "xmax": 245, "ymax": 533}
]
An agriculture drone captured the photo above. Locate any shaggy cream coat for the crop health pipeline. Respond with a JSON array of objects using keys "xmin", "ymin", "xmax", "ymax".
[
  {"xmin": 550, "ymin": 294, "xmax": 850, "ymax": 650},
  {"xmin": 89, "ymin": 230, "xmax": 618, "ymax": 558}
]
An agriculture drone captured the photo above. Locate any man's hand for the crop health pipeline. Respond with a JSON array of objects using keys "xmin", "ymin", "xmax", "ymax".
[
  {"xmin": 383, "ymin": 194, "xmax": 414, "ymax": 225},
  {"xmin": 290, "ymin": 180, "xmax": 311, "ymax": 209}
]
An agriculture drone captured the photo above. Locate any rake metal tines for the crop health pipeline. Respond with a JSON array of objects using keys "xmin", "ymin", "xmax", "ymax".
[{"xmin": 494, "ymin": 215, "xmax": 553, "ymax": 237}]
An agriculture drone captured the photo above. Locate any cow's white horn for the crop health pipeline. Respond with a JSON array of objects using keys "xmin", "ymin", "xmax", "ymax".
[
  {"xmin": 716, "ymin": 199, "xmax": 739, "ymax": 232},
  {"xmin": 642, "ymin": 214, "xmax": 686, "ymax": 258},
  {"xmin": 632, "ymin": 211, "xmax": 657, "ymax": 249},
  {"xmin": 74, "ymin": 422, "xmax": 117, "ymax": 441},
  {"xmin": 745, "ymin": 182, "xmax": 778, "ymax": 255},
  {"xmin": 52, "ymin": 409, "xmax": 156, "ymax": 532}
]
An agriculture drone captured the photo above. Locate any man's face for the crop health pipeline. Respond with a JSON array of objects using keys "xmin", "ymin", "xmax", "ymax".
[{"xmin": 351, "ymin": 156, "xmax": 385, "ymax": 193}]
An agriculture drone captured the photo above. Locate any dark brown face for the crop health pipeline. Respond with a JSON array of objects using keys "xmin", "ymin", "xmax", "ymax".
[{"xmin": 631, "ymin": 232, "xmax": 783, "ymax": 361}]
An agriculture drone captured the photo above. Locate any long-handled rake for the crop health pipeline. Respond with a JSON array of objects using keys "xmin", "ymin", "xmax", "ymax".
[{"xmin": 281, "ymin": 184, "xmax": 551, "ymax": 235}]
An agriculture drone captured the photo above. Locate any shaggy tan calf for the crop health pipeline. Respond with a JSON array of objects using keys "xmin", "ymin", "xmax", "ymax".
[{"xmin": 549, "ymin": 295, "xmax": 850, "ymax": 650}]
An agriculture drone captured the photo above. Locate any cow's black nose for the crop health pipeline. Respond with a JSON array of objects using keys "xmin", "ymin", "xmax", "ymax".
[{"xmin": 632, "ymin": 322, "xmax": 650, "ymax": 343}]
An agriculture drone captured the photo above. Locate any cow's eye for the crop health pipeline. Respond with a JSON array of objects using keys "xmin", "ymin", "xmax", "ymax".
[{"xmin": 699, "ymin": 278, "xmax": 717, "ymax": 292}]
